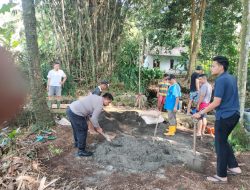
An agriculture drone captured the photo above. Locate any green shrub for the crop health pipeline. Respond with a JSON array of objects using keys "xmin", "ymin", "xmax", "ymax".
[{"xmin": 229, "ymin": 123, "xmax": 250, "ymax": 152}]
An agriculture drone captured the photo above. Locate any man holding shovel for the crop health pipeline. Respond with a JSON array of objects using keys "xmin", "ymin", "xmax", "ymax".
[
  {"xmin": 193, "ymin": 56, "xmax": 241, "ymax": 183},
  {"xmin": 66, "ymin": 93, "xmax": 114, "ymax": 157}
]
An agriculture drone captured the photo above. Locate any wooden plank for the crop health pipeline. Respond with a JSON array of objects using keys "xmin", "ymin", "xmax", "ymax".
[
  {"xmin": 51, "ymin": 104, "xmax": 70, "ymax": 109},
  {"xmin": 46, "ymin": 96, "xmax": 75, "ymax": 101},
  {"xmin": 51, "ymin": 109, "xmax": 66, "ymax": 114}
]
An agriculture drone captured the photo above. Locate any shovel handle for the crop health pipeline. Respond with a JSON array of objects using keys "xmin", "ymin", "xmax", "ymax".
[{"xmin": 193, "ymin": 119, "xmax": 198, "ymax": 156}]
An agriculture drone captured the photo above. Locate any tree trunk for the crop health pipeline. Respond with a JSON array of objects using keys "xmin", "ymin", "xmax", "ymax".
[
  {"xmin": 189, "ymin": 0, "xmax": 196, "ymax": 58},
  {"xmin": 21, "ymin": 0, "xmax": 54, "ymax": 129},
  {"xmin": 187, "ymin": 0, "xmax": 206, "ymax": 79},
  {"xmin": 238, "ymin": 0, "xmax": 250, "ymax": 125}
]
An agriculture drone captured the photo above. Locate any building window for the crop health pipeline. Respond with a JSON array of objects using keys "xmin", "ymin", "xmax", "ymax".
[
  {"xmin": 153, "ymin": 59, "xmax": 160, "ymax": 68},
  {"xmin": 170, "ymin": 59, "xmax": 174, "ymax": 69}
]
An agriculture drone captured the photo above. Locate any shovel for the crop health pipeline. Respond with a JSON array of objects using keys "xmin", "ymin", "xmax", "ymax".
[
  {"xmin": 192, "ymin": 119, "xmax": 198, "ymax": 156},
  {"xmin": 100, "ymin": 132, "xmax": 112, "ymax": 142},
  {"xmin": 186, "ymin": 118, "xmax": 205, "ymax": 173},
  {"xmin": 153, "ymin": 116, "xmax": 160, "ymax": 143},
  {"xmin": 99, "ymin": 131, "xmax": 117, "ymax": 142}
]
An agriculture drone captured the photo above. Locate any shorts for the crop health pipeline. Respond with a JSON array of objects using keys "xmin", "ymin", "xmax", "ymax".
[
  {"xmin": 48, "ymin": 86, "xmax": 62, "ymax": 96},
  {"xmin": 189, "ymin": 91, "xmax": 199, "ymax": 102},
  {"xmin": 198, "ymin": 102, "xmax": 209, "ymax": 119},
  {"xmin": 198, "ymin": 102, "xmax": 210, "ymax": 111}
]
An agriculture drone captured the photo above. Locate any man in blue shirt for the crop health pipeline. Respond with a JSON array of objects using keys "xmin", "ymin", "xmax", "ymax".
[
  {"xmin": 164, "ymin": 74, "xmax": 181, "ymax": 136},
  {"xmin": 193, "ymin": 56, "xmax": 241, "ymax": 183}
]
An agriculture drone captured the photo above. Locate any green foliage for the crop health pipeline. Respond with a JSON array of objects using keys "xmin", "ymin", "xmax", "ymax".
[
  {"xmin": 229, "ymin": 123, "xmax": 250, "ymax": 152},
  {"xmin": 200, "ymin": 0, "xmax": 242, "ymax": 74},
  {"xmin": 48, "ymin": 144, "xmax": 63, "ymax": 156},
  {"xmin": 8, "ymin": 129, "xmax": 17, "ymax": 140},
  {"xmin": 0, "ymin": 23, "xmax": 18, "ymax": 49},
  {"xmin": 0, "ymin": 128, "xmax": 20, "ymax": 148},
  {"xmin": 0, "ymin": 3, "xmax": 22, "ymax": 50},
  {"xmin": 134, "ymin": 0, "xmax": 189, "ymax": 49},
  {"xmin": 141, "ymin": 68, "xmax": 163, "ymax": 89},
  {"xmin": 131, "ymin": 0, "xmax": 242, "ymax": 76},
  {"xmin": 114, "ymin": 35, "xmax": 164, "ymax": 93},
  {"xmin": 0, "ymin": 3, "xmax": 14, "ymax": 14}
]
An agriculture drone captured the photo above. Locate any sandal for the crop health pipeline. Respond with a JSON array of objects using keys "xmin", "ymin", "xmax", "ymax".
[
  {"xmin": 227, "ymin": 168, "xmax": 242, "ymax": 175},
  {"xmin": 206, "ymin": 175, "xmax": 227, "ymax": 184}
]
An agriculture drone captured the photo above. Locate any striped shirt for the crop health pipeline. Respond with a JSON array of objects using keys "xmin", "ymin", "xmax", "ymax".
[{"xmin": 158, "ymin": 80, "xmax": 169, "ymax": 96}]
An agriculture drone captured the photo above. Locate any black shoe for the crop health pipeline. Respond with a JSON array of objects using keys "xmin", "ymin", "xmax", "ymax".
[{"xmin": 77, "ymin": 150, "xmax": 93, "ymax": 157}]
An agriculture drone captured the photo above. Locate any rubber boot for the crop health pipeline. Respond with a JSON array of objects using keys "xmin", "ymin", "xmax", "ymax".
[
  {"xmin": 164, "ymin": 126, "xmax": 176, "ymax": 136},
  {"xmin": 47, "ymin": 100, "xmax": 52, "ymax": 108},
  {"xmin": 56, "ymin": 100, "xmax": 61, "ymax": 109},
  {"xmin": 172, "ymin": 125, "xmax": 176, "ymax": 133}
]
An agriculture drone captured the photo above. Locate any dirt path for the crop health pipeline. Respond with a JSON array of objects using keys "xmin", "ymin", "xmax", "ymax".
[{"xmin": 32, "ymin": 109, "xmax": 250, "ymax": 189}]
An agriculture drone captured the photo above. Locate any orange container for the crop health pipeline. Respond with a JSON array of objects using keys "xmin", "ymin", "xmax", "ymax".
[{"xmin": 207, "ymin": 127, "xmax": 215, "ymax": 135}]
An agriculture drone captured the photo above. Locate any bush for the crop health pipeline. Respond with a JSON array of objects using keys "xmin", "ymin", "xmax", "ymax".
[{"xmin": 229, "ymin": 123, "xmax": 250, "ymax": 152}]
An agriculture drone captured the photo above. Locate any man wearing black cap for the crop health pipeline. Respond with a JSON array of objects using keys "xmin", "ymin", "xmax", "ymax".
[
  {"xmin": 92, "ymin": 80, "xmax": 109, "ymax": 96},
  {"xmin": 187, "ymin": 65, "xmax": 203, "ymax": 115}
]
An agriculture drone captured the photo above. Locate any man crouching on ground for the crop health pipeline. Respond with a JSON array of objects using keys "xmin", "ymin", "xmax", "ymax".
[{"xmin": 66, "ymin": 93, "xmax": 114, "ymax": 157}]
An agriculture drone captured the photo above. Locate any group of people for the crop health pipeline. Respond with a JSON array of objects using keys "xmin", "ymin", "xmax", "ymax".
[
  {"xmin": 157, "ymin": 67, "xmax": 212, "ymax": 137},
  {"xmin": 187, "ymin": 66, "xmax": 213, "ymax": 137},
  {"xmin": 157, "ymin": 64, "xmax": 214, "ymax": 138},
  {"xmin": 157, "ymin": 56, "xmax": 242, "ymax": 183},
  {"xmin": 47, "ymin": 56, "xmax": 242, "ymax": 183},
  {"xmin": 46, "ymin": 62, "xmax": 113, "ymax": 157}
]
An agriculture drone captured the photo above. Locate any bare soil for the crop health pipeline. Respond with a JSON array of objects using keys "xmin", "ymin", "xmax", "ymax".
[{"xmin": 32, "ymin": 109, "xmax": 250, "ymax": 190}]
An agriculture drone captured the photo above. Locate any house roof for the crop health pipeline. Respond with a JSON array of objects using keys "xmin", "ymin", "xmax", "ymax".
[{"xmin": 148, "ymin": 46, "xmax": 187, "ymax": 57}]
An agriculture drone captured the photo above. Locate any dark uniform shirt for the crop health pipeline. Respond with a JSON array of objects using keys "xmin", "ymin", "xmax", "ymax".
[
  {"xmin": 214, "ymin": 72, "xmax": 240, "ymax": 120},
  {"xmin": 92, "ymin": 86, "xmax": 102, "ymax": 96}
]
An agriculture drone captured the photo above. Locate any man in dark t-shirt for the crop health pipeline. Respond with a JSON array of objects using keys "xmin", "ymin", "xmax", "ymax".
[
  {"xmin": 193, "ymin": 56, "xmax": 241, "ymax": 183},
  {"xmin": 187, "ymin": 65, "xmax": 203, "ymax": 114},
  {"xmin": 92, "ymin": 80, "xmax": 109, "ymax": 96}
]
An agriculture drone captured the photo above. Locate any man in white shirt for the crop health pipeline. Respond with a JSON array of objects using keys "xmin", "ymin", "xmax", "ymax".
[{"xmin": 47, "ymin": 61, "xmax": 67, "ymax": 108}]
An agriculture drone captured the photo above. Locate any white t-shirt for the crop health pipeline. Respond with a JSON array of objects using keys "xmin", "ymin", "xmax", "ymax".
[{"xmin": 47, "ymin": 69, "xmax": 66, "ymax": 87}]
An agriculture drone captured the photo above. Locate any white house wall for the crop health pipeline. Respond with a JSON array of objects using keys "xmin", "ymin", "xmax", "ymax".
[{"xmin": 144, "ymin": 55, "xmax": 185, "ymax": 72}]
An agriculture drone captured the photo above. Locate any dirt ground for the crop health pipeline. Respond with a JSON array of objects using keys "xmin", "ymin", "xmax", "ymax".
[
  {"xmin": 31, "ymin": 108, "xmax": 250, "ymax": 190},
  {"xmin": 1, "ymin": 107, "xmax": 250, "ymax": 190}
]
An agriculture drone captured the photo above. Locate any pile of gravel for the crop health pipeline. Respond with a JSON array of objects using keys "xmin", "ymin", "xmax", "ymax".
[{"xmin": 94, "ymin": 136, "xmax": 180, "ymax": 172}]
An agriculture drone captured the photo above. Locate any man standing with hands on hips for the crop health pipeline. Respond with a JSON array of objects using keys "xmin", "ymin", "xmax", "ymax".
[
  {"xmin": 47, "ymin": 61, "xmax": 67, "ymax": 108},
  {"xmin": 193, "ymin": 56, "xmax": 241, "ymax": 183}
]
